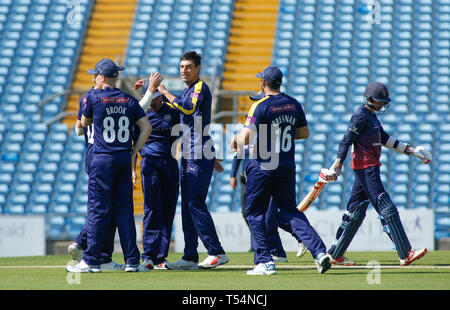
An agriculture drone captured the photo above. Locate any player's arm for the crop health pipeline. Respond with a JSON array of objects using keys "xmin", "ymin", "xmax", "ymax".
[
  {"xmin": 131, "ymin": 116, "xmax": 152, "ymax": 186},
  {"xmin": 80, "ymin": 94, "xmax": 94, "ymax": 127},
  {"xmin": 381, "ymin": 126, "xmax": 432, "ymax": 164},
  {"xmin": 158, "ymin": 82, "xmax": 203, "ymax": 115},
  {"xmin": 132, "ymin": 116, "xmax": 152, "ymax": 158},
  {"xmin": 295, "ymin": 125, "xmax": 309, "ymax": 140},
  {"xmin": 80, "ymin": 115, "xmax": 93, "ymax": 127},
  {"xmin": 158, "ymin": 84, "xmax": 177, "ymax": 106},
  {"xmin": 230, "ymin": 127, "xmax": 256, "ymax": 152},
  {"xmin": 336, "ymin": 114, "xmax": 366, "ymax": 164},
  {"xmin": 230, "ymin": 154, "xmax": 242, "ymax": 189},
  {"xmin": 138, "ymin": 72, "xmax": 164, "ymax": 112},
  {"xmin": 76, "ymin": 96, "xmax": 88, "ymax": 135},
  {"xmin": 75, "ymin": 119, "xmax": 84, "ymax": 136},
  {"xmin": 295, "ymin": 103, "xmax": 309, "ymax": 140}
]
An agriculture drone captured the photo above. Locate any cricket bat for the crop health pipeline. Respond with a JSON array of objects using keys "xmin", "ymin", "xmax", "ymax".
[{"xmin": 297, "ymin": 158, "xmax": 341, "ymax": 212}]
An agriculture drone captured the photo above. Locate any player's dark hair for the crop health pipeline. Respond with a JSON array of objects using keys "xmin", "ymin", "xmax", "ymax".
[
  {"xmin": 267, "ymin": 78, "xmax": 282, "ymax": 91},
  {"xmin": 181, "ymin": 51, "xmax": 202, "ymax": 67}
]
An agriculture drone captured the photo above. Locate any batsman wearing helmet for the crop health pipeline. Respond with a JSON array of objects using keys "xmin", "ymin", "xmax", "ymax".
[{"xmin": 323, "ymin": 82, "xmax": 432, "ymax": 266}]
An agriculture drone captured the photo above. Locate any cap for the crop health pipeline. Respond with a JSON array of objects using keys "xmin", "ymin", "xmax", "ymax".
[
  {"xmin": 249, "ymin": 90, "xmax": 266, "ymax": 101},
  {"xmin": 364, "ymin": 82, "xmax": 391, "ymax": 103},
  {"xmin": 87, "ymin": 58, "xmax": 125, "ymax": 78},
  {"xmin": 142, "ymin": 78, "xmax": 149, "ymax": 94},
  {"xmin": 142, "ymin": 79, "xmax": 163, "ymax": 100},
  {"xmin": 256, "ymin": 66, "xmax": 283, "ymax": 82},
  {"xmin": 151, "ymin": 91, "xmax": 162, "ymax": 100}
]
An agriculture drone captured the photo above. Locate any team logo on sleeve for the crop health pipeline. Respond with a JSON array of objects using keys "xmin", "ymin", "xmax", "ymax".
[
  {"xmin": 349, "ymin": 126, "xmax": 359, "ymax": 134},
  {"xmin": 246, "ymin": 115, "xmax": 256, "ymax": 125},
  {"xmin": 190, "ymin": 93, "xmax": 203, "ymax": 100}
]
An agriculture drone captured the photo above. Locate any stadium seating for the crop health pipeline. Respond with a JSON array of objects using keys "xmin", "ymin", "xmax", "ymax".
[
  {"xmin": 0, "ymin": 0, "xmax": 94, "ymax": 123},
  {"xmin": 0, "ymin": 0, "xmax": 448, "ymax": 241},
  {"xmin": 122, "ymin": 0, "xmax": 235, "ymax": 77}
]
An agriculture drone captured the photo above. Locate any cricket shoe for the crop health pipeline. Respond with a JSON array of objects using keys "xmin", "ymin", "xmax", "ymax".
[
  {"xmin": 67, "ymin": 242, "xmax": 83, "ymax": 262},
  {"xmin": 400, "ymin": 248, "xmax": 427, "ymax": 266},
  {"xmin": 66, "ymin": 260, "xmax": 101, "ymax": 273},
  {"xmin": 271, "ymin": 255, "xmax": 288, "ymax": 263},
  {"xmin": 165, "ymin": 259, "xmax": 198, "ymax": 270},
  {"xmin": 142, "ymin": 259, "xmax": 154, "ymax": 270},
  {"xmin": 154, "ymin": 261, "xmax": 168, "ymax": 270},
  {"xmin": 100, "ymin": 260, "xmax": 125, "ymax": 271},
  {"xmin": 124, "ymin": 263, "xmax": 150, "ymax": 272},
  {"xmin": 198, "ymin": 254, "xmax": 229, "ymax": 269},
  {"xmin": 315, "ymin": 253, "xmax": 331, "ymax": 274},
  {"xmin": 296, "ymin": 242, "xmax": 308, "ymax": 259},
  {"xmin": 328, "ymin": 254, "xmax": 356, "ymax": 266},
  {"xmin": 247, "ymin": 262, "xmax": 277, "ymax": 275}
]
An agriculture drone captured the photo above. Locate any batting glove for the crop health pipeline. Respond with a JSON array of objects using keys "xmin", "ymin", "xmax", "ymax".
[{"xmin": 412, "ymin": 145, "xmax": 432, "ymax": 165}]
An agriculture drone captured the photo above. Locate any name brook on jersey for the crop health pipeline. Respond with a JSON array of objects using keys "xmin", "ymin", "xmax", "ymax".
[{"xmin": 106, "ymin": 106, "xmax": 127, "ymax": 115}]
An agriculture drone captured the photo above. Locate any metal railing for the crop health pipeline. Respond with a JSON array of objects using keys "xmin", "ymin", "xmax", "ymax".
[
  {"xmin": 211, "ymin": 90, "xmax": 259, "ymax": 123},
  {"xmin": 38, "ymin": 89, "xmax": 90, "ymax": 126}
]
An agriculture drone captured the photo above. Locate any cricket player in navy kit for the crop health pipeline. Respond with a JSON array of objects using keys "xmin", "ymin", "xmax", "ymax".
[
  {"xmin": 157, "ymin": 51, "xmax": 228, "ymax": 270},
  {"xmin": 324, "ymin": 82, "xmax": 431, "ymax": 266},
  {"xmin": 231, "ymin": 66, "xmax": 331, "ymax": 275},
  {"xmin": 66, "ymin": 85, "xmax": 124, "ymax": 271},
  {"xmin": 66, "ymin": 58, "xmax": 152, "ymax": 273},
  {"xmin": 231, "ymin": 92, "xmax": 308, "ymax": 261},
  {"xmin": 135, "ymin": 79, "xmax": 180, "ymax": 270}
]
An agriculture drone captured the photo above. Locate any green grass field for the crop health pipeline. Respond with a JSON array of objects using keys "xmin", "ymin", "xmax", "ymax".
[{"xmin": 1, "ymin": 251, "xmax": 449, "ymax": 290}]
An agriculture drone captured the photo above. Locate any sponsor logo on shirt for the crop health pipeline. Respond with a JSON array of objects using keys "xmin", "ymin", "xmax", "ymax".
[
  {"xmin": 101, "ymin": 97, "xmax": 129, "ymax": 104},
  {"xmin": 270, "ymin": 104, "xmax": 296, "ymax": 112}
]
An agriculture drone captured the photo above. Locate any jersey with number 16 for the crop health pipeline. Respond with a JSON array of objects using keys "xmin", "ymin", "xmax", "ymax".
[
  {"xmin": 244, "ymin": 93, "xmax": 307, "ymax": 177},
  {"xmin": 82, "ymin": 87, "xmax": 146, "ymax": 154}
]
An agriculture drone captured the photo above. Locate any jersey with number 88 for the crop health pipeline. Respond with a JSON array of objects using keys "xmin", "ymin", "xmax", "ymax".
[
  {"xmin": 82, "ymin": 87, "xmax": 146, "ymax": 154},
  {"xmin": 103, "ymin": 116, "xmax": 130, "ymax": 143}
]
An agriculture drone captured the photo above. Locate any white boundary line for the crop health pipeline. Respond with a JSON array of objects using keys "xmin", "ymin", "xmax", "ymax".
[{"xmin": 0, "ymin": 265, "xmax": 449, "ymax": 269}]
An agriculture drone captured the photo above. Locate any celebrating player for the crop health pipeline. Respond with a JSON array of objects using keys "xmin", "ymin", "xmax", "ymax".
[
  {"xmin": 67, "ymin": 82, "xmax": 123, "ymax": 271},
  {"xmin": 66, "ymin": 58, "xmax": 152, "ymax": 273},
  {"xmin": 134, "ymin": 78, "xmax": 180, "ymax": 270},
  {"xmin": 231, "ymin": 92, "xmax": 308, "ymax": 260},
  {"xmin": 323, "ymin": 82, "xmax": 431, "ymax": 266},
  {"xmin": 231, "ymin": 66, "xmax": 331, "ymax": 275},
  {"xmin": 156, "ymin": 51, "xmax": 228, "ymax": 270}
]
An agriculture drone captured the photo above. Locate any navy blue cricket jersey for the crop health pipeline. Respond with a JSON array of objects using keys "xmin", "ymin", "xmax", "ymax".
[
  {"xmin": 82, "ymin": 87, "xmax": 146, "ymax": 154},
  {"xmin": 78, "ymin": 88, "xmax": 95, "ymax": 148},
  {"xmin": 166, "ymin": 79, "xmax": 213, "ymax": 157},
  {"xmin": 138, "ymin": 102, "xmax": 180, "ymax": 158},
  {"xmin": 337, "ymin": 104, "xmax": 391, "ymax": 169},
  {"xmin": 244, "ymin": 93, "xmax": 307, "ymax": 176}
]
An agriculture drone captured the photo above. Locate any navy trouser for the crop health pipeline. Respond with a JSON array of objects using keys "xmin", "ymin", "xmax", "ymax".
[
  {"xmin": 75, "ymin": 146, "xmax": 116, "ymax": 264},
  {"xmin": 245, "ymin": 165, "xmax": 327, "ymax": 264},
  {"xmin": 180, "ymin": 158, "xmax": 225, "ymax": 262},
  {"xmin": 141, "ymin": 156, "xmax": 179, "ymax": 264},
  {"xmin": 347, "ymin": 165, "xmax": 386, "ymax": 212},
  {"xmin": 345, "ymin": 165, "xmax": 410, "ymax": 249},
  {"xmin": 83, "ymin": 152, "xmax": 140, "ymax": 266},
  {"xmin": 266, "ymin": 199, "xmax": 302, "ymax": 258}
]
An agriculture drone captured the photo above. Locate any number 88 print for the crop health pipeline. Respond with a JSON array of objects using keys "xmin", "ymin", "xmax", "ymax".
[{"xmin": 103, "ymin": 116, "xmax": 130, "ymax": 143}]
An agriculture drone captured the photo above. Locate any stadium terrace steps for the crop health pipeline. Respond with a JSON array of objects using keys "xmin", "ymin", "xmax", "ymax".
[
  {"xmin": 63, "ymin": 0, "xmax": 139, "ymax": 128},
  {"xmin": 221, "ymin": 0, "xmax": 279, "ymax": 123}
]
